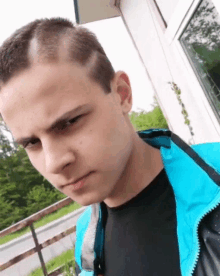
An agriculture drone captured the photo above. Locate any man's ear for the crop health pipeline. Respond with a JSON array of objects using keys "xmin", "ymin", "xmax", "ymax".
[{"xmin": 113, "ymin": 71, "xmax": 132, "ymax": 114}]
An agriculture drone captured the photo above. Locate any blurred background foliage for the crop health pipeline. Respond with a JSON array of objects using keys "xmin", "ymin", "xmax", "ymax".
[{"xmin": 129, "ymin": 96, "xmax": 169, "ymax": 131}]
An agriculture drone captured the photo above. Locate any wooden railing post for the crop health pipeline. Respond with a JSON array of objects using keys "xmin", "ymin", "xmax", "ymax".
[
  {"xmin": 0, "ymin": 198, "xmax": 84, "ymax": 274},
  {"xmin": 30, "ymin": 223, "xmax": 48, "ymax": 276}
]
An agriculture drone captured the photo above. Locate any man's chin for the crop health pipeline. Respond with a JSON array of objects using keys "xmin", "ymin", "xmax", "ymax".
[{"xmin": 74, "ymin": 196, "xmax": 104, "ymax": 207}]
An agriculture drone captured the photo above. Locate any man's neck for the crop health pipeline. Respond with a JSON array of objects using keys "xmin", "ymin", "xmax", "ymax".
[{"xmin": 104, "ymin": 132, "xmax": 164, "ymax": 208}]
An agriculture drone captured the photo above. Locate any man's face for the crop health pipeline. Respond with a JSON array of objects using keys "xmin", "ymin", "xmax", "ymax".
[{"xmin": 0, "ymin": 62, "xmax": 134, "ymax": 206}]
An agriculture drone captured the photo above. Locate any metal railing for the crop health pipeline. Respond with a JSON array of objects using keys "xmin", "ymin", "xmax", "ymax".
[{"xmin": 0, "ymin": 197, "xmax": 82, "ymax": 276}]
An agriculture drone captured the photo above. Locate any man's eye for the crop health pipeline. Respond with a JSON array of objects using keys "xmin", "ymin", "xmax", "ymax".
[
  {"xmin": 24, "ymin": 139, "xmax": 39, "ymax": 149},
  {"xmin": 61, "ymin": 115, "xmax": 82, "ymax": 130},
  {"xmin": 68, "ymin": 115, "xmax": 82, "ymax": 125}
]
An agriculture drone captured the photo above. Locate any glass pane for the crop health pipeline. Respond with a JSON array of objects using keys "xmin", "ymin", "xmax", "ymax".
[{"xmin": 179, "ymin": 0, "xmax": 220, "ymax": 122}]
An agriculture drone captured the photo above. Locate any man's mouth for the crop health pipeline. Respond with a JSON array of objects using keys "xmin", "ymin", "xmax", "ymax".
[{"xmin": 62, "ymin": 171, "xmax": 94, "ymax": 191}]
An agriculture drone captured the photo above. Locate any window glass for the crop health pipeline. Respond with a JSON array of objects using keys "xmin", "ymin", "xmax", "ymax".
[{"xmin": 180, "ymin": 0, "xmax": 220, "ymax": 120}]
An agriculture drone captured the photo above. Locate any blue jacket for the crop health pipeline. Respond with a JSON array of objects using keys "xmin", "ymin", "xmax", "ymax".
[{"xmin": 74, "ymin": 128, "xmax": 220, "ymax": 276}]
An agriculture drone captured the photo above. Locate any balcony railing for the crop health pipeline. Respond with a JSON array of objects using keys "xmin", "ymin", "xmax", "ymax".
[{"xmin": 0, "ymin": 197, "xmax": 84, "ymax": 276}]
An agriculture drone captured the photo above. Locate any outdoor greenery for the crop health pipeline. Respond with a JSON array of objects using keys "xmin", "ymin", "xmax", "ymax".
[
  {"xmin": 28, "ymin": 248, "xmax": 75, "ymax": 276},
  {"xmin": 129, "ymin": 97, "xmax": 169, "ymax": 131},
  {"xmin": 0, "ymin": 129, "xmax": 67, "ymax": 231}
]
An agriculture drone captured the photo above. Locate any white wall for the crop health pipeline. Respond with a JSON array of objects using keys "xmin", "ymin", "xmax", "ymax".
[
  {"xmin": 156, "ymin": 0, "xmax": 180, "ymax": 24},
  {"xmin": 120, "ymin": 0, "xmax": 220, "ymax": 144}
]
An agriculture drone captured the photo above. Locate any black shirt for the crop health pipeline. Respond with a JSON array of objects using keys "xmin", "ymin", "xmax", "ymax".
[{"xmin": 101, "ymin": 168, "xmax": 182, "ymax": 276}]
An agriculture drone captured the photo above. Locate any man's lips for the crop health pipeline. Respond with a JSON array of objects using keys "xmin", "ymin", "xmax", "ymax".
[{"xmin": 61, "ymin": 171, "xmax": 93, "ymax": 188}]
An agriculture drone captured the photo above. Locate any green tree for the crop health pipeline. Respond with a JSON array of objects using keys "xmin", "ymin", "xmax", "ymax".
[
  {"xmin": 0, "ymin": 123, "xmax": 65, "ymax": 230},
  {"xmin": 26, "ymin": 185, "xmax": 65, "ymax": 215},
  {"xmin": 129, "ymin": 96, "xmax": 169, "ymax": 131}
]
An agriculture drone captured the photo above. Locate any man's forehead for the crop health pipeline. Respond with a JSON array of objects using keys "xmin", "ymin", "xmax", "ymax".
[
  {"xmin": 0, "ymin": 81, "xmax": 87, "ymax": 138},
  {"xmin": 0, "ymin": 62, "xmax": 90, "ymax": 106}
]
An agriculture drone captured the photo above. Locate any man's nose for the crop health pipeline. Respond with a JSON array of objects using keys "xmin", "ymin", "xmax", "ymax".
[{"xmin": 43, "ymin": 140, "xmax": 76, "ymax": 174}]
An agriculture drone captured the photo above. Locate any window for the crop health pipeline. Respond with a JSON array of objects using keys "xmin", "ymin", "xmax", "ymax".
[{"xmin": 179, "ymin": 0, "xmax": 220, "ymax": 118}]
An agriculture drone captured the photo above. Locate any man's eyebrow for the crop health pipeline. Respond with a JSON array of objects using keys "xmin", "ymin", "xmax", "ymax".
[
  {"xmin": 15, "ymin": 104, "xmax": 90, "ymax": 145},
  {"xmin": 48, "ymin": 104, "xmax": 90, "ymax": 131}
]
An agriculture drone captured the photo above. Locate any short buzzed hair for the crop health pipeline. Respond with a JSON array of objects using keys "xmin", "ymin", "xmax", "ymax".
[{"xmin": 0, "ymin": 17, "xmax": 115, "ymax": 93}]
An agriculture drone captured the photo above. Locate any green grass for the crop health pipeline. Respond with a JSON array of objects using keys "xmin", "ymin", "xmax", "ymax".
[
  {"xmin": 28, "ymin": 248, "xmax": 75, "ymax": 276},
  {"xmin": 0, "ymin": 201, "xmax": 82, "ymax": 245}
]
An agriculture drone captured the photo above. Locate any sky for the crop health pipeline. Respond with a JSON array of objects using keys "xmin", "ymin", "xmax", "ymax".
[{"xmin": 0, "ymin": 0, "xmax": 156, "ymax": 140}]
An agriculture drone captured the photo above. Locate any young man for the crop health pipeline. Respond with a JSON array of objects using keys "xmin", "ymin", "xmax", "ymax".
[{"xmin": 0, "ymin": 17, "xmax": 219, "ymax": 276}]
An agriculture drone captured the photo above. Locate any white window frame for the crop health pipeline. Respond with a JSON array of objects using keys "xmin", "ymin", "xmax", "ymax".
[{"xmin": 165, "ymin": 0, "xmax": 220, "ymax": 136}]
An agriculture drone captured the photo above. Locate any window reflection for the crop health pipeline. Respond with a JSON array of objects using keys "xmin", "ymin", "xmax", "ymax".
[{"xmin": 180, "ymin": 0, "xmax": 220, "ymax": 121}]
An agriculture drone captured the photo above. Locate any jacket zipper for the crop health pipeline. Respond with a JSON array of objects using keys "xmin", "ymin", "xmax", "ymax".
[
  {"xmin": 93, "ymin": 207, "xmax": 105, "ymax": 276},
  {"xmin": 97, "ymin": 219, "xmax": 105, "ymax": 275},
  {"xmin": 188, "ymin": 197, "xmax": 220, "ymax": 276}
]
